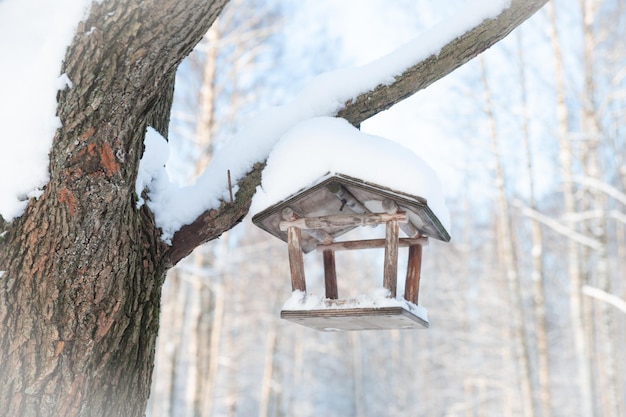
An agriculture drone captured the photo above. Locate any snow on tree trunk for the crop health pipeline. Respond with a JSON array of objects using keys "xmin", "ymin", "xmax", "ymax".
[{"xmin": 0, "ymin": 1, "xmax": 226, "ymax": 415}]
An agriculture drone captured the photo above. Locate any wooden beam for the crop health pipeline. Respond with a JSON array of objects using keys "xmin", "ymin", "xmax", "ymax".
[
  {"xmin": 383, "ymin": 220, "xmax": 399, "ymax": 298},
  {"xmin": 383, "ymin": 199, "xmax": 420, "ymax": 238},
  {"xmin": 327, "ymin": 182, "xmax": 369, "ymax": 214},
  {"xmin": 317, "ymin": 237, "xmax": 428, "ymax": 252},
  {"xmin": 323, "ymin": 250, "xmax": 338, "ymax": 300},
  {"xmin": 279, "ymin": 212, "xmax": 407, "ymax": 231},
  {"xmin": 282, "ymin": 207, "xmax": 334, "ymax": 244},
  {"xmin": 287, "ymin": 226, "xmax": 306, "ymax": 292},
  {"xmin": 404, "ymin": 245, "xmax": 423, "ymax": 304}
]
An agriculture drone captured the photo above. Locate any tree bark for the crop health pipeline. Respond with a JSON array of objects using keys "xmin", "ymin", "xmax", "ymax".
[{"xmin": 0, "ymin": 1, "xmax": 227, "ymax": 415}]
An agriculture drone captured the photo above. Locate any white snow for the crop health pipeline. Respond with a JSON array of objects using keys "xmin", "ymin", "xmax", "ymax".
[
  {"xmin": 0, "ymin": 0, "xmax": 92, "ymax": 221},
  {"xmin": 0, "ymin": 271, "xmax": 5, "ymax": 278},
  {"xmin": 143, "ymin": 0, "xmax": 506, "ymax": 239},
  {"xmin": 251, "ymin": 117, "xmax": 451, "ymax": 230},
  {"xmin": 0, "ymin": 0, "xmax": 508, "ymax": 236},
  {"xmin": 282, "ymin": 288, "xmax": 429, "ymax": 321},
  {"xmin": 136, "ymin": 127, "xmax": 170, "ymax": 208}
]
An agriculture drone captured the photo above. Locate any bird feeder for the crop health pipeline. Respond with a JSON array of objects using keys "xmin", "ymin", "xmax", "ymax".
[{"xmin": 252, "ymin": 173, "xmax": 450, "ymax": 331}]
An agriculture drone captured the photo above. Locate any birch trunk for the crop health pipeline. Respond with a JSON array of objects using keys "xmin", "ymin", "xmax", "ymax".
[
  {"xmin": 579, "ymin": 2, "xmax": 620, "ymax": 416},
  {"xmin": 480, "ymin": 57, "xmax": 536, "ymax": 417},
  {"xmin": 516, "ymin": 31, "xmax": 552, "ymax": 417},
  {"xmin": 547, "ymin": 3, "xmax": 594, "ymax": 416}
]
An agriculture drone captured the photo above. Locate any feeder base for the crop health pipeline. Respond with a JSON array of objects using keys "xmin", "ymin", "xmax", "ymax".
[{"xmin": 281, "ymin": 305, "xmax": 429, "ymax": 331}]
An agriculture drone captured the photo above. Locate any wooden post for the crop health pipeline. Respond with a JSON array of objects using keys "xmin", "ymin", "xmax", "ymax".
[
  {"xmin": 287, "ymin": 226, "xmax": 306, "ymax": 292},
  {"xmin": 383, "ymin": 219, "xmax": 399, "ymax": 298},
  {"xmin": 323, "ymin": 249, "xmax": 338, "ymax": 299},
  {"xmin": 404, "ymin": 244, "xmax": 423, "ymax": 304}
]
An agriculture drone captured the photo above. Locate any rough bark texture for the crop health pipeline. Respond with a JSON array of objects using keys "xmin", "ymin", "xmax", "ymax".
[
  {"xmin": 0, "ymin": 0, "xmax": 548, "ymax": 415},
  {"xmin": 0, "ymin": 1, "xmax": 227, "ymax": 416}
]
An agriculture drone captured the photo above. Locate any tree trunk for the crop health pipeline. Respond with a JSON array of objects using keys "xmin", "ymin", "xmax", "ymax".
[
  {"xmin": 480, "ymin": 57, "xmax": 536, "ymax": 417},
  {"xmin": 547, "ymin": 3, "xmax": 594, "ymax": 416},
  {"xmin": 579, "ymin": 2, "xmax": 620, "ymax": 416},
  {"xmin": 516, "ymin": 30, "xmax": 552, "ymax": 417},
  {"xmin": 0, "ymin": 1, "xmax": 226, "ymax": 415}
]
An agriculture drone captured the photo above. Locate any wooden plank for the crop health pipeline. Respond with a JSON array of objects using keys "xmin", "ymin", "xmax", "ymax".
[
  {"xmin": 281, "ymin": 306, "xmax": 429, "ymax": 331},
  {"xmin": 323, "ymin": 250, "xmax": 338, "ymax": 299},
  {"xmin": 316, "ymin": 237, "xmax": 428, "ymax": 252},
  {"xmin": 383, "ymin": 220, "xmax": 399, "ymax": 298},
  {"xmin": 287, "ymin": 226, "xmax": 306, "ymax": 292},
  {"xmin": 279, "ymin": 212, "xmax": 407, "ymax": 231},
  {"xmin": 404, "ymin": 245, "xmax": 423, "ymax": 304}
]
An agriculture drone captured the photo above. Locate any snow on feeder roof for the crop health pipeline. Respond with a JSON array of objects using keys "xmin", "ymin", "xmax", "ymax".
[{"xmin": 251, "ymin": 117, "xmax": 451, "ymax": 331}]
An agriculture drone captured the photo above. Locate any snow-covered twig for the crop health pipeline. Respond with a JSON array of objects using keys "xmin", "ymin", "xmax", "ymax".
[
  {"xmin": 574, "ymin": 176, "xmax": 626, "ymax": 207},
  {"xmin": 582, "ymin": 285, "xmax": 626, "ymax": 314},
  {"xmin": 513, "ymin": 200, "xmax": 602, "ymax": 250}
]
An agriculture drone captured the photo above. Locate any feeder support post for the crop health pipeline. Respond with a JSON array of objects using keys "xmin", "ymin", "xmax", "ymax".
[
  {"xmin": 287, "ymin": 227, "xmax": 306, "ymax": 292},
  {"xmin": 383, "ymin": 219, "xmax": 400, "ymax": 297},
  {"xmin": 283, "ymin": 208, "xmax": 306, "ymax": 292},
  {"xmin": 323, "ymin": 249, "xmax": 338, "ymax": 299},
  {"xmin": 404, "ymin": 244, "xmax": 423, "ymax": 304}
]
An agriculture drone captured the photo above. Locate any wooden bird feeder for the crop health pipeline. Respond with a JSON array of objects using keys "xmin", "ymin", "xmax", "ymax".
[{"xmin": 252, "ymin": 173, "xmax": 450, "ymax": 331}]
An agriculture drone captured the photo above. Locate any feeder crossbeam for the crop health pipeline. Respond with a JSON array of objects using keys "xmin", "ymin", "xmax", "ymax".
[
  {"xmin": 281, "ymin": 207, "xmax": 334, "ymax": 244},
  {"xmin": 316, "ymin": 237, "xmax": 428, "ymax": 252},
  {"xmin": 279, "ymin": 212, "xmax": 407, "ymax": 231}
]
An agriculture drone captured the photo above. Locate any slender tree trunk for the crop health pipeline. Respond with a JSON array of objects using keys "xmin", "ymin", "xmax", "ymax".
[
  {"xmin": 547, "ymin": 4, "xmax": 595, "ymax": 416},
  {"xmin": 516, "ymin": 31, "xmax": 552, "ymax": 417},
  {"xmin": 579, "ymin": 2, "xmax": 620, "ymax": 416},
  {"xmin": 480, "ymin": 57, "xmax": 536, "ymax": 417}
]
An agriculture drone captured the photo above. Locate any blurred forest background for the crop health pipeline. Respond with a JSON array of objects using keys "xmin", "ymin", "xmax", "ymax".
[{"xmin": 145, "ymin": 1, "xmax": 625, "ymax": 416}]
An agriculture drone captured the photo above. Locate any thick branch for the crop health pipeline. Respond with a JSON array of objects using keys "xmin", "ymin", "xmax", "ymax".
[
  {"xmin": 166, "ymin": 0, "xmax": 549, "ymax": 265},
  {"xmin": 166, "ymin": 162, "xmax": 264, "ymax": 265},
  {"xmin": 337, "ymin": 0, "xmax": 549, "ymax": 125}
]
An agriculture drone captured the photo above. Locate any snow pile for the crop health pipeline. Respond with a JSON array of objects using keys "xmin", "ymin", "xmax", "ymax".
[
  {"xmin": 282, "ymin": 288, "xmax": 428, "ymax": 321},
  {"xmin": 141, "ymin": 0, "xmax": 506, "ymax": 239},
  {"xmin": 136, "ymin": 127, "xmax": 170, "ymax": 207},
  {"xmin": 251, "ymin": 117, "xmax": 450, "ymax": 230},
  {"xmin": 0, "ymin": 0, "xmax": 507, "ymax": 232},
  {"xmin": 0, "ymin": 0, "xmax": 92, "ymax": 221}
]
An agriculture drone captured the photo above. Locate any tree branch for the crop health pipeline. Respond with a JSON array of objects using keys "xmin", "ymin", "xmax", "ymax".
[
  {"xmin": 337, "ymin": 0, "xmax": 549, "ymax": 125},
  {"xmin": 582, "ymin": 285, "xmax": 626, "ymax": 314},
  {"xmin": 514, "ymin": 200, "xmax": 602, "ymax": 250},
  {"xmin": 166, "ymin": 0, "xmax": 549, "ymax": 265}
]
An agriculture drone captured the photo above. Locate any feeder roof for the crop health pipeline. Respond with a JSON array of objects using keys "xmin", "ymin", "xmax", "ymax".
[{"xmin": 252, "ymin": 173, "xmax": 450, "ymax": 253}]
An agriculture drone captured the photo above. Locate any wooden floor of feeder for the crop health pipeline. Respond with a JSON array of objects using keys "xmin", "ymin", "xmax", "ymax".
[{"xmin": 281, "ymin": 305, "xmax": 429, "ymax": 331}]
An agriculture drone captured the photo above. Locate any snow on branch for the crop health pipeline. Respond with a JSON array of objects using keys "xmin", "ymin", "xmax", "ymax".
[
  {"xmin": 513, "ymin": 200, "xmax": 602, "ymax": 250},
  {"xmin": 162, "ymin": 0, "xmax": 549, "ymax": 264},
  {"xmin": 582, "ymin": 285, "xmax": 626, "ymax": 314},
  {"xmin": 575, "ymin": 176, "xmax": 626, "ymax": 207}
]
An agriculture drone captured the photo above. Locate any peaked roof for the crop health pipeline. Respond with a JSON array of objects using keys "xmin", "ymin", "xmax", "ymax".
[{"xmin": 252, "ymin": 173, "xmax": 450, "ymax": 253}]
